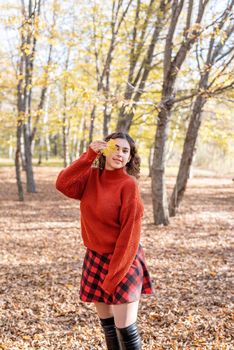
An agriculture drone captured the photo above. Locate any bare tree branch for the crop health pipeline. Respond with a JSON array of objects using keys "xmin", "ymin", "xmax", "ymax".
[
  {"xmin": 215, "ymin": 44, "xmax": 234, "ymax": 64},
  {"xmin": 164, "ymin": 0, "xmax": 184, "ymax": 80},
  {"xmin": 208, "ymin": 52, "xmax": 234, "ymax": 89},
  {"xmin": 183, "ymin": 0, "xmax": 193, "ymax": 39},
  {"xmin": 115, "ymin": 0, "xmax": 134, "ymax": 34}
]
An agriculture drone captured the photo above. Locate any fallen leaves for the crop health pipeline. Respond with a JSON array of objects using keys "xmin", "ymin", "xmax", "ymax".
[{"xmin": 0, "ymin": 167, "xmax": 233, "ymax": 349}]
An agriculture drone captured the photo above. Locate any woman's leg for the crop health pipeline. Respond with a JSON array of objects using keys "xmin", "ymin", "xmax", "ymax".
[
  {"xmin": 112, "ymin": 300, "xmax": 139, "ymax": 328},
  {"xmin": 112, "ymin": 301, "xmax": 141, "ymax": 350},
  {"xmin": 94, "ymin": 302, "xmax": 121, "ymax": 350},
  {"xmin": 94, "ymin": 301, "xmax": 113, "ymax": 318}
]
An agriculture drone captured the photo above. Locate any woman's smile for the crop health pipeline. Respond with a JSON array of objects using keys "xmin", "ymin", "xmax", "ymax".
[{"xmin": 113, "ymin": 158, "xmax": 122, "ymax": 163}]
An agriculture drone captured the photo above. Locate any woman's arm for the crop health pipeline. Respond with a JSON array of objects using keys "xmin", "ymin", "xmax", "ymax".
[
  {"xmin": 55, "ymin": 147, "xmax": 99, "ymax": 200},
  {"xmin": 101, "ymin": 180, "xmax": 144, "ymax": 294},
  {"xmin": 55, "ymin": 140, "xmax": 107, "ymax": 199}
]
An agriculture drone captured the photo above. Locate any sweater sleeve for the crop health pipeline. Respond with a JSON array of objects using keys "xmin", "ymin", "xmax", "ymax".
[
  {"xmin": 55, "ymin": 147, "xmax": 99, "ymax": 200},
  {"xmin": 101, "ymin": 180, "xmax": 144, "ymax": 295}
]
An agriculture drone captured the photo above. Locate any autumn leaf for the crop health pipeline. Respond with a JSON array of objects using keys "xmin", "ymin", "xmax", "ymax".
[
  {"xmin": 33, "ymin": 334, "xmax": 44, "ymax": 340},
  {"xmin": 101, "ymin": 139, "xmax": 116, "ymax": 156},
  {"xmin": 22, "ymin": 335, "xmax": 31, "ymax": 340}
]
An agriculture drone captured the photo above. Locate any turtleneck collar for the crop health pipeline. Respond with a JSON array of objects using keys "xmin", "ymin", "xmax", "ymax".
[{"xmin": 101, "ymin": 166, "xmax": 128, "ymax": 181}]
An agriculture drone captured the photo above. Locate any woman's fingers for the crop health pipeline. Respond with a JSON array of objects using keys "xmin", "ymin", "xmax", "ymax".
[{"xmin": 89, "ymin": 140, "xmax": 107, "ymax": 153}]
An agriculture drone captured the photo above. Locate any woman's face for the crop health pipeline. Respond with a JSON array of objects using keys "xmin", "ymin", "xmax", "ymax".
[{"xmin": 105, "ymin": 138, "xmax": 131, "ymax": 171}]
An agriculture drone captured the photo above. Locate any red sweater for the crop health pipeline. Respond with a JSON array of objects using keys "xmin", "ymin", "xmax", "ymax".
[{"xmin": 55, "ymin": 147, "xmax": 144, "ymax": 294}]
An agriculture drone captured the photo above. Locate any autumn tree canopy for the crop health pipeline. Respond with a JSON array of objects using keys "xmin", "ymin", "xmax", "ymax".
[{"xmin": 0, "ymin": 0, "xmax": 233, "ymax": 219}]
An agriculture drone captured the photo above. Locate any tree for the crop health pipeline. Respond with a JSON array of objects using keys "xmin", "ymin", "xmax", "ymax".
[
  {"xmin": 169, "ymin": 0, "xmax": 234, "ymax": 216},
  {"xmin": 151, "ymin": 0, "xmax": 209, "ymax": 225},
  {"xmin": 89, "ymin": 0, "xmax": 134, "ymax": 142},
  {"xmin": 16, "ymin": 0, "xmax": 42, "ymax": 196},
  {"xmin": 116, "ymin": 0, "xmax": 171, "ymax": 132}
]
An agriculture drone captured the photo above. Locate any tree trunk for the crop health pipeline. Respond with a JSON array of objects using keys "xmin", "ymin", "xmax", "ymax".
[
  {"xmin": 20, "ymin": 132, "xmax": 26, "ymax": 171},
  {"xmin": 89, "ymin": 105, "xmax": 96, "ymax": 144},
  {"xmin": 148, "ymin": 144, "xmax": 154, "ymax": 177},
  {"xmin": 151, "ymin": 106, "xmax": 171, "ymax": 225},
  {"xmin": 79, "ymin": 117, "xmax": 87, "ymax": 155},
  {"xmin": 62, "ymin": 46, "xmax": 71, "ymax": 167},
  {"xmin": 116, "ymin": 109, "xmax": 134, "ymax": 133},
  {"xmin": 51, "ymin": 134, "xmax": 58, "ymax": 156},
  {"xmin": 37, "ymin": 86, "xmax": 51, "ymax": 164},
  {"xmin": 150, "ymin": 0, "xmax": 208, "ymax": 225},
  {"xmin": 45, "ymin": 132, "xmax": 50, "ymax": 161},
  {"xmin": 38, "ymin": 136, "xmax": 44, "ymax": 165},
  {"xmin": 74, "ymin": 115, "xmax": 85, "ymax": 158},
  {"xmin": 15, "ymin": 121, "xmax": 24, "ymax": 201},
  {"xmin": 16, "ymin": 31, "xmax": 25, "ymax": 199},
  {"xmin": 62, "ymin": 111, "xmax": 69, "ymax": 168},
  {"xmin": 167, "ymin": 0, "xmax": 234, "ymax": 216},
  {"xmin": 23, "ymin": 127, "xmax": 36, "ymax": 192},
  {"xmin": 19, "ymin": 0, "xmax": 42, "ymax": 193},
  {"xmin": 103, "ymin": 103, "xmax": 112, "ymax": 137},
  {"xmin": 169, "ymin": 95, "xmax": 205, "ymax": 216},
  {"xmin": 23, "ymin": 123, "xmax": 36, "ymax": 192}
]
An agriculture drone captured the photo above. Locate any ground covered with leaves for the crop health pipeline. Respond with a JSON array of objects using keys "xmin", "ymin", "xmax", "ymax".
[{"xmin": 0, "ymin": 166, "xmax": 233, "ymax": 350}]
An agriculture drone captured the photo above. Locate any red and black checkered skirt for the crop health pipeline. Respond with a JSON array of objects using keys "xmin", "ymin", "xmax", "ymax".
[{"xmin": 79, "ymin": 244, "xmax": 154, "ymax": 305}]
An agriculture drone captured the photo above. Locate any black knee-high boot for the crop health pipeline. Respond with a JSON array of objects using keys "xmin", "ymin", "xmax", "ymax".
[
  {"xmin": 100, "ymin": 317, "xmax": 121, "ymax": 350},
  {"xmin": 116, "ymin": 322, "xmax": 141, "ymax": 350}
]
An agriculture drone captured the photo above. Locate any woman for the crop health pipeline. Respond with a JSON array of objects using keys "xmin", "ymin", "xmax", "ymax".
[{"xmin": 55, "ymin": 132, "xmax": 154, "ymax": 350}]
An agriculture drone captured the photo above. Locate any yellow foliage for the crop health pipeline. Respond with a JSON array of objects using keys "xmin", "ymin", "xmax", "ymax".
[
  {"xmin": 21, "ymin": 43, "xmax": 32, "ymax": 56},
  {"xmin": 101, "ymin": 139, "xmax": 116, "ymax": 156},
  {"xmin": 3, "ymin": 15, "xmax": 20, "ymax": 26},
  {"xmin": 187, "ymin": 23, "xmax": 202, "ymax": 34},
  {"xmin": 82, "ymin": 91, "xmax": 90, "ymax": 99},
  {"xmin": 48, "ymin": 37, "xmax": 56, "ymax": 45},
  {"xmin": 17, "ymin": 112, "xmax": 26, "ymax": 122},
  {"xmin": 220, "ymin": 30, "xmax": 227, "ymax": 45},
  {"xmin": 67, "ymin": 41, "xmax": 76, "ymax": 47}
]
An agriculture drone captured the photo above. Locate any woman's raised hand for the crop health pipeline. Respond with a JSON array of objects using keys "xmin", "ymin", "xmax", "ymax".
[{"xmin": 89, "ymin": 140, "xmax": 107, "ymax": 153}]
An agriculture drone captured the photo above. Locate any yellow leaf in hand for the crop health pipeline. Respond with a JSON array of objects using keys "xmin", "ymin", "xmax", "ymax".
[{"xmin": 101, "ymin": 139, "xmax": 116, "ymax": 156}]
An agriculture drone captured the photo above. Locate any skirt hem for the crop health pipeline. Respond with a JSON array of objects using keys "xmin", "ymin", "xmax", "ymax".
[
  {"xmin": 80, "ymin": 290, "xmax": 155, "ymax": 305},
  {"xmin": 79, "ymin": 244, "xmax": 154, "ymax": 304}
]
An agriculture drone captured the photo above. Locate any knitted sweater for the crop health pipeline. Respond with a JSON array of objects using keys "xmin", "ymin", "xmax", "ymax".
[{"xmin": 55, "ymin": 147, "xmax": 144, "ymax": 294}]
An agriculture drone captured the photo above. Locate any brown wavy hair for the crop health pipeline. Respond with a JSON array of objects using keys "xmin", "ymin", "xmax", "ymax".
[{"xmin": 96, "ymin": 132, "xmax": 141, "ymax": 179}]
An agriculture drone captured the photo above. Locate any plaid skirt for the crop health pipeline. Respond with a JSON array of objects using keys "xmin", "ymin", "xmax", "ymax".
[{"xmin": 79, "ymin": 244, "xmax": 154, "ymax": 305}]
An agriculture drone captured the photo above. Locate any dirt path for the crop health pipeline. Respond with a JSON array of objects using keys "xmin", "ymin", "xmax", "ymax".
[{"xmin": 0, "ymin": 167, "xmax": 233, "ymax": 350}]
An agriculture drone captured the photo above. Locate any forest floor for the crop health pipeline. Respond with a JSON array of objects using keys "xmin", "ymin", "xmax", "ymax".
[{"xmin": 0, "ymin": 166, "xmax": 233, "ymax": 350}]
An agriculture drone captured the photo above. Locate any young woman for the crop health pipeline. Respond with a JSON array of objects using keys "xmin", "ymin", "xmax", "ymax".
[{"xmin": 55, "ymin": 132, "xmax": 154, "ymax": 350}]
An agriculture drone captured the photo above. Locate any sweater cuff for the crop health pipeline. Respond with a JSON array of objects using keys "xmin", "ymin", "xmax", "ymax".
[
  {"xmin": 101, "ymin": 278, "xmax": 116, "ymax": 295},
  {"xmin": 86, "ymin": 146, "xmax": 100, "ymax": 158}
]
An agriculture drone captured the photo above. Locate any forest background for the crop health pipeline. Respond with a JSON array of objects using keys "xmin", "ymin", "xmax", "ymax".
[
  {"xmin": 0, "ymin": 1, "xmax": 233, "ymax": 349},
  {"xmin": 0, "ymin": 0, "xmax": 233, "ymax": 224}
]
